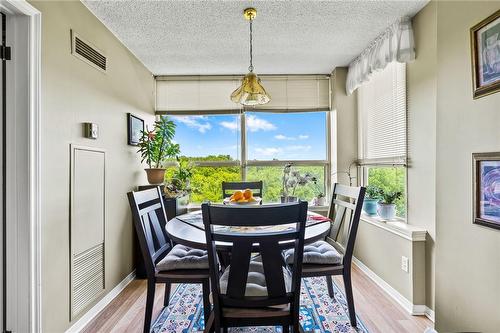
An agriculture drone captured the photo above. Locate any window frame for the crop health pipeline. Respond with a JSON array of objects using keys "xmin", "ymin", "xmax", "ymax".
[
  {"xmin": 357, "ymin": 62, "xmax": 409, "ymax": 221},
  {"xmin": 162, "ymin": 110, "xmax": 332, "ymax": 202}
]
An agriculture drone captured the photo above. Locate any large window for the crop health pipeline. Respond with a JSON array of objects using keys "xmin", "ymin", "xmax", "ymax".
[
  {"xmin": 358, "ymin": 62, "xmax": 407, "ymax": 219},
  {"xmin": 165, "ymin": 111, "xmax": 328, "ymax": 203}
]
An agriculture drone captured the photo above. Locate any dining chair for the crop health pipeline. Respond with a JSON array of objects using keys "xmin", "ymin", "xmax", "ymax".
[
  {"xmin": 283, "ymin": 183, "xmax": 365, "ymax": 327},
  {"xmin": 202, "ymin": 201, "xmax": 308, "ymax": 333},
  {"xmin": 128, "ymin": 187, "xmax": 211, "ymax": 333},
  {"xmin": 221, "ymin": 180, "xmax": 263, "ymax": 199}
]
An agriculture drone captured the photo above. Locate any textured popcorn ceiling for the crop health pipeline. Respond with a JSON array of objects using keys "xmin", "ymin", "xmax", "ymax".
[{"xmin": 82, "ymin": 0, "xmax": 428, "ymax": 75}]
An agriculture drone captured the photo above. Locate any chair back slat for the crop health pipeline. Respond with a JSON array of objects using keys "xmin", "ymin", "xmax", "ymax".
[
  {"xmin": 148, "ymin": 210, "xmax": 168, "ymax": 248},
  {"xmin": 260, "ymin": 239, "xmax": 287, "ymax": 298},
  {"xmin": 327, "ymin": 183, "xmax": 366, "ymax": 263},
  {"xmin": 202, "ymin": 201, "xmax": 307, "ymax": 311},
  {"xmin": 207, "ymin": 203, "xmax": 302, "ymax": 227},
  {"xmin": 226, "ymin": 239, "xmax": 253, "ymax": 299},
  {"xmin": 222, "ymin": 181, "xmax": 263, "ymax": 198},
  {"xmin": 128, "ymin": 187, "xmax": 172, "ymax": 278}
]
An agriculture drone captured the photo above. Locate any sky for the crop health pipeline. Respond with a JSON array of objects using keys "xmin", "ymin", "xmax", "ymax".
[{"xmin": 169, "ymin": 112, "xmax": 327, "ymax": 161}]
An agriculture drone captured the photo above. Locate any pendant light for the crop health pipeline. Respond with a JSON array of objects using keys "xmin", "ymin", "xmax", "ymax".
[{"xmin": 230, "ymin": 8, "xmax": 271, "ymax": 106}]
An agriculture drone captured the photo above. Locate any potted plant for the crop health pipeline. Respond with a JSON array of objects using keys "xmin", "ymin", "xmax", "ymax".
[
  {"xmin": 311, "ymin": 192, "xmax": 326, "ymax": 206},
  {"xmin": 137, "ymin": 117, "xmax": 180, "ymax": 184},
  {"xmin": 378, "ymin": 190, "xmax": 403, "ymax": 220},
  {"xmin": 363, "ymin": 185, "xmax": 382, "ymax": 216},
  {"xmin": 164, "ymin": 157, "xmax": 193, "ymax": 200},
  {"xmin": 281, "ymin": 163, "xmax": 317, "ymax": 203}
]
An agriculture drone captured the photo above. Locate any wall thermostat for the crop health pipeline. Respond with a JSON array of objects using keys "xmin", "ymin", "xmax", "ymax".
[{"xmin": 83, "ymin": 123, "xmax": 99, "ymax": 139}]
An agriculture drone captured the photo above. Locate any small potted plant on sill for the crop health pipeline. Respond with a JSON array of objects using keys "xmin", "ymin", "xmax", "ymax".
[
  {"xmin": 363, "ymin": 185, "xmax": 382, "ymax": 216},
  {"xmin": 378, "ymin": 190, "xmax": 403, "ymax": 220},
  {"xmin": 137, "ymin": 117, "xmax": 180, "ymax": 184},
  {"xmin": 311, "ymin": 192, "xmax": 326, "ymax": 206}
]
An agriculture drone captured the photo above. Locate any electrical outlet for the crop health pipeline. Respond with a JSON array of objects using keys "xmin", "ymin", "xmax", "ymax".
[{"xmin": 401, "ymin": 256, "xmax": 409, "ymax": 273}]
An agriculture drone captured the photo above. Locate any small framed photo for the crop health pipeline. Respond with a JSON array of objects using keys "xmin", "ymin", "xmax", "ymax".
[
  {"xmin": 473, "ymin": 152, "xmax": 500, "ymax": 230},
  {"xmin": 127, "ymin": 113, "xmax": 144, "ymax": 146},
  {"xmin": 470, "ymin": 10, "xmax": 500, "ymax": 99}
]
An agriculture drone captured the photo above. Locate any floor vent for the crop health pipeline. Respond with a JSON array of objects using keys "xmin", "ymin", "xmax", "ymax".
[
  {"xmin": 71, "ymin": 30, "xmax": 107, "ymax": 72},
  {"xmin": 71, "ymin": 243, "xmax": 105, "ymax": 318}
]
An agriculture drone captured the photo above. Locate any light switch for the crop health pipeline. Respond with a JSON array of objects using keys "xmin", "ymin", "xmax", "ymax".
[{"xmin": 83, "ymin": 123, "xmax": 99, "ymax": 139}]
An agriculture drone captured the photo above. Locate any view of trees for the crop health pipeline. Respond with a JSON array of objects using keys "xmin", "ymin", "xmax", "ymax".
[
  {"xmin": 367, "ymin": 167, "xmax": 406, "ymax": 217},
  {"xmin": 165, "ymin": 155, "xmax": 325, "ymax": 204}
]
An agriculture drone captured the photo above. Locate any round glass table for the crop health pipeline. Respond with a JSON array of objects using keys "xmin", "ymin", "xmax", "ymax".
[{"xmin": 165, "ymin": 210, "xmax": 331, "ymax": 251}]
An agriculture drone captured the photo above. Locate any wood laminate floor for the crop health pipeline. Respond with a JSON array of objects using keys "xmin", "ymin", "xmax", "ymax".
[{"xmin": 82, "ymin": 264, "xmax": 432, "ymax": 333}]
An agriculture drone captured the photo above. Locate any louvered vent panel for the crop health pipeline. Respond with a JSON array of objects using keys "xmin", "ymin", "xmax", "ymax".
[
  {"xmin": 71, "ymin": 30, "xmax": 107, "ymax": 72},
  {"xmin": 71, "ymin": 243, "xmax": 104, "ymax": 318}
]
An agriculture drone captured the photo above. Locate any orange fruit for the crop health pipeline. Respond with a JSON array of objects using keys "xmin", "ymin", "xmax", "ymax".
[
  {"xmin": 243, "ymin": 189, "xmax": 253, "ymax": 199},
  {"xmin": 232, "ymin": 190, "xmax": 244, "ymax": 201}
]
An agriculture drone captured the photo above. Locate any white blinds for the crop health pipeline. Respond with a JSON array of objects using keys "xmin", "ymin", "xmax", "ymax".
[
  {"xmin": 358, "ymin": 62, "xmax": 407, "ymax": 164},
  {"xmin": 155, "ymin": 75, "xmax": 330, "ymax": 113}
]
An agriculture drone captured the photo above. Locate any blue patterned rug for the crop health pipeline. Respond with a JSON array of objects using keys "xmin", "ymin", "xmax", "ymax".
[{"xmin": 151, "ymin": 277, "xmax": 369, "ymax": 333}]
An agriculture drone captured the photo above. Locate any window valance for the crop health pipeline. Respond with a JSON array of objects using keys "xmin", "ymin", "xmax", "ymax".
[{"xmin": 346, "ymin": 17, "xmax": 415, "ymax": 95}]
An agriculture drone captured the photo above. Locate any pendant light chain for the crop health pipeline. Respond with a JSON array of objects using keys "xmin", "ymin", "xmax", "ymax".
[{"xmin": 249, "ymin": 18, "xmax": 254, "ymax": 72}]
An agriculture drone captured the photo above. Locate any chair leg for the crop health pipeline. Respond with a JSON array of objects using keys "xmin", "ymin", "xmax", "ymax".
[
  {"xmin": 343, "ymin": 269, "xmax": 357, "ymax": 327},
  {"xmin": 163, "ymin": 281, "xmax": 171, "ymax": 307},
  {"xmin": 143, "ymin": 280, "xmax": 156, "ymax": 333},
  {"xmin": 202, "ymin": 279, "xmax": 211, "ymax": 325},
  {"xmin": 283, "ymin": 325, "xmax": 290, "ymax": 333},
  {"xmin": 325, "ymin": 275, "xmax": 334, "ymax": 298}
]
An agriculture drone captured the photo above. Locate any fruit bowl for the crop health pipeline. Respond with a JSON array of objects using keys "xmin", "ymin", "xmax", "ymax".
[
  {"xmin": 225, "ymin": 189, "xmax": 261, "ymax": 205},
  {"xmin": 223, "ymin": 196, "xmax": 261, "ymax": 205}
]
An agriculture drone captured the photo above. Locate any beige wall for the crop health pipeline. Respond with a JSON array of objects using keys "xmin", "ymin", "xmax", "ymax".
[
  {"xmin": 434, "ymin": 1, "xmax": 500, "ymax": 332},
  {"xmin": 331, "ymin": 67, "xmax": 358, "ymax": 185},
  {"xmin": 407, "ymin": 1, "xmax": 437, "ymax": 311},
  {"xmin": 28, "ymin": 1, "xmax": 155, "ymax": 331}
]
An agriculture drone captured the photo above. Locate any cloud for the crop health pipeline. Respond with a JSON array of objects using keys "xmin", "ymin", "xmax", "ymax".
[
  {"xmin": 274, "ymin": 134, "xmax": 295, "ymax": 141},
  {"xmin": 220, "ymin": 120, "xmax": 238, "ymax": 131},
  {"xmin": 246, "ymin": 115, "xmax": 276, "ymax": 132},
  {"xmin": 254, "ymin": 147, "xmax": 282, "ymax": 156},
  {"xmin": 298, "ymin": 134, "xmax": 309, "ymax": 139},
  {"xmin": 286, "ymin": 145, "xmax": 312, "ymax": 151},
  {"xmin": 174, "ymin": 116, "xmax": 211, "ymax": 133}
]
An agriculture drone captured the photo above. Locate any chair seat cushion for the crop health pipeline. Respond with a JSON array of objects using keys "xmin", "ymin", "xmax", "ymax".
[
  {"xmin": 219, "ymin": 260, "xmax": 291, "ymax": 297},
  {"xmin": 156, "ymin": 244, "xmax": 208, "ymax": 271},
  {"xmin": 284, "ymin": 240, "xmax": 342, "ymax": 265}
]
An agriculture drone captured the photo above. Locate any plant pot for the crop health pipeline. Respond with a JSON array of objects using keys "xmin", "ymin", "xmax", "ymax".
[
  {"xmin": 144, "ymin": 168, "xmax": 166, "ymax": 185},
  {"xmin": 316, "ymin": 196, "xmax": 326, "ymax": 206},
  {"xmin": 280, "ymin": 196, "xmax": 298, "ymax": 203},
  {"xmin": 378, "ymin": 203, "xmax": 396, "ymax": 220},
  {"xmin": 363, "ymin": 198, "xmax": 379, "ymax": 216}
]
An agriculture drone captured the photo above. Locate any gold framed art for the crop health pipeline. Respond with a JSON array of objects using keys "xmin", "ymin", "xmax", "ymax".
[
  {"xmin": 470, "ymin": 9, "xmax": 500, "ymax": 99},
  {"xmin": 472, "ymin": 152, "xmax": 500, "ymax": 231}
]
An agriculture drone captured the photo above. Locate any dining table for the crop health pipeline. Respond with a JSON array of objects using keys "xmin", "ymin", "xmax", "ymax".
[{"xmin": 165, "ymin": 208, "xmax": 332, "ymax": 251}]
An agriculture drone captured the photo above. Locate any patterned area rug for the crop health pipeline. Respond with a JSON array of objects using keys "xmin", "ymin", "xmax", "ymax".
[{"xmin": 151, "ymin": 277, "xmax": 369, "ymax": 333}]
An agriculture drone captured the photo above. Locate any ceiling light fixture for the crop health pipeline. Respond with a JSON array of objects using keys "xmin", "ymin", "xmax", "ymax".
[{"xmin": 230, "ymin": 8, "xmax": 271, "ymax": 106}]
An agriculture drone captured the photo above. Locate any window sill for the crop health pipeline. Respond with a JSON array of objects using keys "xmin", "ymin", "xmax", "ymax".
[{"xmin": 360, "ymin": 214, "xmax": 427, "ymax": 242}]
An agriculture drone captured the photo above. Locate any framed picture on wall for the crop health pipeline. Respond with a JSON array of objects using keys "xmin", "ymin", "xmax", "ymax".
[
  {"xmin": 470, "ymin": 9, "xmax": 500, "ymax": 99},
  {"xmin": 473, "ymin": 152, "xmax": 500, "ymax": 230},
  {"xmin": 127, "ymin": 113, "xmax": 144, "ymax": 146}
]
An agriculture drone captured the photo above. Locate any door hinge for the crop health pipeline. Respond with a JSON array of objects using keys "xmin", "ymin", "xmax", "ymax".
[{"xmin": 0, "ymin": 45, "xmax": 11, "ymax": 61}]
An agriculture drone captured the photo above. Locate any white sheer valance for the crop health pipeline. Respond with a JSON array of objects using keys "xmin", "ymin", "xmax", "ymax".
[{"xmin": 346, "ymin": 17, "xmax": 415, "ymax": 95}]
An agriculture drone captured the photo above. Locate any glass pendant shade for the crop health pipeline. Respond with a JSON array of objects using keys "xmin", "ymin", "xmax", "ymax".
[{"xmin": 231, "ymin": 72, "xmax": 271, "ymax": 106}]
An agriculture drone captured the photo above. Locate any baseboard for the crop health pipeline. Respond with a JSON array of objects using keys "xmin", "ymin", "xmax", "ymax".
[
  {"xmin": 65, "ymin": 270, "xmax": 136, "ymax": 333},
  {"xmin": 352, "ymin": 257, "xmax": 434, "ymax": 322}
]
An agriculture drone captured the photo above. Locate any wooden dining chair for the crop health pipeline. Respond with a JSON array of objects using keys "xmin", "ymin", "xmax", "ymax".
[
  {"xmin": 283, "ymin": 183, "xmax": 365, "ymax": 327},
  {"xmin": 128, "ymin": 187, "xmax": 211, "ymax": 333},
  {"xmin": 221, "ymin": 180, "xmax": 263, "ymax": 199},
  {"xmin": 202, "ymin": 201, "xmax": 308, "ymax": 333}
]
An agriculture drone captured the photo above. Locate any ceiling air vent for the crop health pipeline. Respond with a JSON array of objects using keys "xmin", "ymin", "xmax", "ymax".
[{"xmin": 71, "ymin": 30, "xmax": 107, "ymax": 72}]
